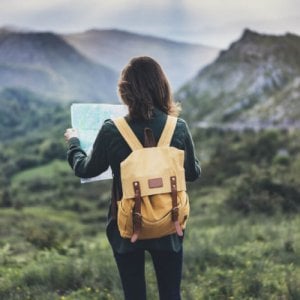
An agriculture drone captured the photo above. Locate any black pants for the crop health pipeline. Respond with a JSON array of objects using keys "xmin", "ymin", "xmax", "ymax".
[{"xmin": 114, "ymin": 248, "xmax": 183, "ymax": 300}]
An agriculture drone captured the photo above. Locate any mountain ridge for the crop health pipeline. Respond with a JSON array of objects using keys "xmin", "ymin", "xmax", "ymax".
[
  {"xmin": 0, "ymin": 30, "xmax": 118, "ymax": 102},
  {"xmin": 63, "ymin": 28, "xmax": 219, "ymax": 90},
  {"xmin": 177, "ymin": 28, "xmax": 300, "ymax": 127},
  {"xmin": 0, "ymin": 26, "xmax": 219, "ymax": 101},
  {"xmin": 83, "ymin": 28, "xmax": 211, "ymax": 48}
]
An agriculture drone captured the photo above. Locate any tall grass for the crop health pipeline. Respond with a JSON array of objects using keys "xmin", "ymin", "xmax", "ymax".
[{"xmin": 0, "ymin": 187, "xmax": 299, "ymax": 299}]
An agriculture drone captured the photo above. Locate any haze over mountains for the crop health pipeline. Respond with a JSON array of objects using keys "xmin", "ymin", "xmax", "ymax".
[
  {"xmin": 1, "ymin": 26, "xmax": 299, "ymax": 128},
  {"xmin": 177, "ymin": 29, "xmax": 300, "ymax": 127},
  {"xmin": 0, "ymin": 28, "xmax": 118, "ymax": 102},
  {"xmin": 63, "ymin": 29, "xmax": 219, "ymax": 90},
  {"xmin": 0, "ymin": 27, "xmax": 219, "ymax": 102}
]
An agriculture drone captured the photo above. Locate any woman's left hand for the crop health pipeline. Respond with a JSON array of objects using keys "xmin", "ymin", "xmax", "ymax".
[{"xmin": 64, "ymin": 128, "xmax": 79, "ymax": 142}]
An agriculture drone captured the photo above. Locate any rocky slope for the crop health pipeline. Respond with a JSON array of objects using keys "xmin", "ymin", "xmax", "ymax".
[{"xmin": 177, "ymin": 29, "xmax": 300, "ymax": 127}]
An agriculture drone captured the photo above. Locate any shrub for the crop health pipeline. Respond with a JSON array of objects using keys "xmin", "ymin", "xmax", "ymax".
[
  {"xmin": 0, "ymin": 190, "xmax": 12, "ymax": 208},
  {"xmin": 15, "ymin": 155, "xmax": 41, "ymax": 171},
  {"xmin": 25, "ymin": 227, "xmax": 60, "ymax": 249},
  {"xmin": 24, "ymin": 220, "xmax": 74, "ymax": 250},
  {"xmin": 226, "ymin": 174, "xmax": 300, "ymax": 215},
  {"xmin": 39, "ymin": 139, "xmax": 66, "ymax": 161},
  {"xmin": 247, "ymin": 130, "xmax": 281, "ymax": 164}
]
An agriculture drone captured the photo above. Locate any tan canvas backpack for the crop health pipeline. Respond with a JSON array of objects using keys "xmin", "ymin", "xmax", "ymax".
[{"xmin": 113, "ymin": 115, "xmax": 190, "ymax": 243}]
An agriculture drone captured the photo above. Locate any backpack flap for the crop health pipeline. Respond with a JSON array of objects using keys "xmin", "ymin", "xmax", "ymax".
[{"xmin": 120, "ymin": 146, "xmax": 186, "ymax": 199}]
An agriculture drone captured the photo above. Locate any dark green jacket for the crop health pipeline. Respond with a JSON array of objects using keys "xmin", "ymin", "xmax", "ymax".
[{"xmin": 67, "ymin": 108, "xmax": 201, "ymax": 253}]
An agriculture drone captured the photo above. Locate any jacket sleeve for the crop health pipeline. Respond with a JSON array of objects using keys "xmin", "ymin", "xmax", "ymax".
[
  {"xmin": 67, "ymin": 122, "xmax": 110, "ymax": 178},
  {"xmin": 182, "ymin": 121, "xmax": 201, "ymax": 182}
]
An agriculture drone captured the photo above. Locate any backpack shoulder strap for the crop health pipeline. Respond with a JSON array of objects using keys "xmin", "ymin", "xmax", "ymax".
[
  {"xmin": 157, "ymin": 116, "xmax": 178, "ymax": 147},
  {"xmin": 113, "ymin": 117, "xmax": 143, "ymax": 151}
]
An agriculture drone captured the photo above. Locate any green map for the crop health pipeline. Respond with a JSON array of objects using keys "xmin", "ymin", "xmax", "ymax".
[{"xmin": 71, "ymin": 103, "xmax": 128, "ymax": 183}]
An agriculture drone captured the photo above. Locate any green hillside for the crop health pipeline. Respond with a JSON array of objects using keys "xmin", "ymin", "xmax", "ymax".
[
  {"xmin": 0, "ymin": 80, "xmax": 300, "ymax": 298},
  {"xmin": 0, "ymin": 88, "xmax": 68, "ymax": 140}
]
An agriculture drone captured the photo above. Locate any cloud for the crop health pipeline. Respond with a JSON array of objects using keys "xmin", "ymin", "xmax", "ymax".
[{"xmin": 0, "ymin": 0, "xmax": 299, "ymax": 47}]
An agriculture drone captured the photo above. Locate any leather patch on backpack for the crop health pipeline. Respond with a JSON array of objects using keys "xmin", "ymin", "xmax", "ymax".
[{"xmin": 148, "ymin": 178, "xmax": 163, "ymax": 188}]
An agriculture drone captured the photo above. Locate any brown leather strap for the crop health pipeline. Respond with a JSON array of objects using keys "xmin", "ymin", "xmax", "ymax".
[
  {"xmin": 170, "ymin": 176, "xmax": 178, "ymax": 222},
  {"xmin": 131, "ymin": 181, "xmax": 142, "ymax": 242},
  {"xmin": 170, "ymin": 176, "xmax": 183, "ymax": 236},
  {"xmin": 144, "ymin": 128, "xmax": 157, "ymax": 147}
]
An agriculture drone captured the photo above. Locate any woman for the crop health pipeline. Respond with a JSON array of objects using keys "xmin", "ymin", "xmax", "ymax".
[{"xmin": 64, "ymin": 56, "xmax": 201, "ymax": 300}]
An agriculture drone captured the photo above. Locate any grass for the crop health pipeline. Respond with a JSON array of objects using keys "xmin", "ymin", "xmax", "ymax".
[
  {"xmin": 0, "ymin": 185, "xmax": 299, "ymax": 299},
  {"xmin": 1, "ymin": 128, "xmax": 299, "ymax": 299},
  {"xmin": 181, "ymin": 189, "xmax": 300, "ymax": 299}
]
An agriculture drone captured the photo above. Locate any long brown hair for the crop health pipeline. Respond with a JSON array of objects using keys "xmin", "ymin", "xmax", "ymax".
[{"xmin": 118, "ymin": 56, "xmax": 180, "ymax": 120}]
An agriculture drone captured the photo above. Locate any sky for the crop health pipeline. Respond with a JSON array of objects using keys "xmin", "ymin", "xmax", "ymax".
[{"xmin": 0, "ymin": 0, "xmax": 299, "ymax": 49}]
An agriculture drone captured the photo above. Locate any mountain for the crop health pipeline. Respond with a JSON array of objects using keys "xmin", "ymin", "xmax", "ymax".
[
  {"xmin": 177, "ymin": 29, "xmax": 300, "ymax": 126},
  {"xmin": 0, "ymin": 29, "xmax": 118, "ymax": 102},
  {"xmin": 63, "ymin": 29, "xmax": 219, "ymax": 90}
]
